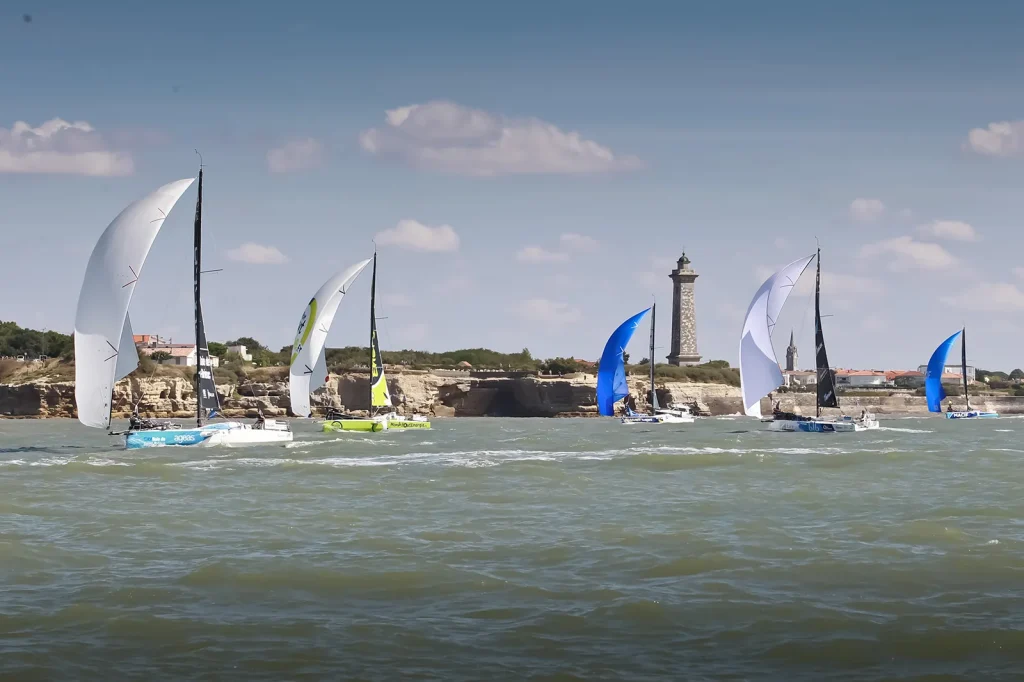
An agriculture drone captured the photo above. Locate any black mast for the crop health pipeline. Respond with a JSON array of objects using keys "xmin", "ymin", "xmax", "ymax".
[
  {"xmin": 193, "ymin": 160, "xmax": 220, "ymax": 426},
  {"xmin": 815, "ymin": 247, "xmax": 839, "ymax": 417},
  {"xmin": 962, "ymin": 327, "xmax": 970, "ymax": 409},
  {"xmin": 649, "ymin": 303, "xmax": 657, "ymax": 414},
  {"xmin": 193, "ymin": 166, "xmax": 204, "ymax": 427}
]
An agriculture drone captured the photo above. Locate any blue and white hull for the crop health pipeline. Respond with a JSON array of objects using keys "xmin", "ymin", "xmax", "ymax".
[
  {"xmin": 124, "ymin": 420, "xmax": 292, "ymax": 449},
  {"xmin": 766, "ymin": 415, "xmax": 879, "ymax": 433},
  {"xmin": 945, "ymin": 410, "xmax": 998, "ymax": 419}
]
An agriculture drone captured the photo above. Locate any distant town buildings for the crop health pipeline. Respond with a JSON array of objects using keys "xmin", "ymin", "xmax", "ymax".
[
  {"xmin": 917, "ymin": 363, "xmax": 975, "ymax": 383},
  {"xmin": 135, "ymin": 338, "xmax": 220, "ymax": 368},
  {"xmin": 227, "ymin": 344, "xmax": 252, "ymax": 362}
]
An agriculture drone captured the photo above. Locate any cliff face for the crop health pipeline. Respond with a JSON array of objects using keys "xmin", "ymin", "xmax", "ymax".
[
  {"xmin": 4, "ymin": 372, "xmax": 1023, "ymax": 418},
  {"xmin": 0, "ymin": 371, "xmax": 740, "ymax": 419}
]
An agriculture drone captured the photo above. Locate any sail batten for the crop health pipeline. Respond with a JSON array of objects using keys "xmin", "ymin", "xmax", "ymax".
[
  {"xmin": 597, "ymin": 307, "xmax": 651, "ymax": 416},
  {"xmin": 288, "ymin": 259, "xmax": 372, "ymax": 417},
  {"xmin": 74, "ymin": 178, "xmax": 196, "ymax": 429},
  {"xmin": 739, "ymin": 254, "xmax": 816, "ymax": 417}
]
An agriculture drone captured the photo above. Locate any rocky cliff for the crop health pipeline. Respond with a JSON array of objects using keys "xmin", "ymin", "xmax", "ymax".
[
  {"xmin": 0, "ymin": 371, "xmax": 741, "ymax": 419},
  {"xmin": 4, "ymin": 371, "xmax": 1024, "ymax": 418}
]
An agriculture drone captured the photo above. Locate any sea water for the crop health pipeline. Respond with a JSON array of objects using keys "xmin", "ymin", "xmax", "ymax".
[{"xmin": 1, "ymin": 417, "xmax": 1023, "ymax": 680}]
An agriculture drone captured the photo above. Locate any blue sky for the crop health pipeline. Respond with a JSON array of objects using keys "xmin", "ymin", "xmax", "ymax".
[{"xmin": 4, "ymin": 0, "xmax": 1024, "ymax": 370}]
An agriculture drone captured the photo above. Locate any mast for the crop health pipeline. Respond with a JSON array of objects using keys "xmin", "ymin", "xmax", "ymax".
[
  {"xmin": 962, "ymin": 326, "xmax": 970, "ymax": 409},
  {"xmin": 649, "ymin": 303, "xmax": 658, "ymax": 414},
  {"xmin": 192, "ymin": 161, "xmax": 220, "ymax": 427},
  {"xmin": 816, "ymin": 248, "xmax": 821, "ymax": 419},
  {"xmin": 370, "ymin": 251, "xmax": 376, "ymax": 415},
  {"xmin": 814, "ymin": 247, "xmax": 839, "ymax": 417},
  {"xmin": 193, "ymin": 166, "xmax": 204, "ymax": 427}
]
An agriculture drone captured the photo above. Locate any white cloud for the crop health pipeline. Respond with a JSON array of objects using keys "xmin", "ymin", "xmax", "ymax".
[
  {"xmin": 516, "ymin": 298, "xmax": 582, "ymax": 324},
  {"xmin": 1014, "ymin": 267, "xmax": 1024, "ymax": 280},
  {"xmin": 517, "ymin": 246, "xmax": 569, "ymax": 264},
  {"xmin": 381, "ymin": 293, "xmax": 413, "ymax": 307},
  {"xmin": 942, "ymin": 283, "xmax": 1024, "ymax": 312},
  {"xmin": 359, "ymin": 100, "xmax": 643, "ymax": 176},
  {"xmin": 226, "ymin": 242, "xmax": 289, "ymax": 264},
  {"xmin": 965, "ymin": 120, "xmax": 1024, "ymax": 157},
  {"xmin": 917, "ymin": 220, "xmax": 978, "ymax": 242},
  {"xmin": 375, "ymin": 219, "xmax": 460, "ymax": 252},
  {"xmin": 859, "ymin": 236, "xmax": 955, "ymax": 271},
  {"xmin": 0, "ymin": 118, "xmax": 133, "ymax": 176},
  {"xmin": 267, "ymin": 137, "xmax": 325, "ymax": 173},
  {"xmin": 849, "ymin": 198, "xmax": 885, "ymax": 223},
  {"xmin": 560, "ymin": 233, "xmax": 600, "ymax": 251}
]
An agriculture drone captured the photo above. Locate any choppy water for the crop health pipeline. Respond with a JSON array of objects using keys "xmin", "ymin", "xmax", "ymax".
[{"xmin": 2, "ymin": 416, "xmax": 1023, "ymax": 680}]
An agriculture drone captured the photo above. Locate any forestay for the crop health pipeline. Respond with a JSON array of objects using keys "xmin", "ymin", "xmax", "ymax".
[
  {"xmin": 288, "ymin": 259, "xmax": 372, "ymax": 417},
  {"xmin": 74, "ymin": 178, "xmax": 196, "ymax": 429},
  {"xmin": 739, "ymin": 254, "xmax": 815, "ymax": 417}
]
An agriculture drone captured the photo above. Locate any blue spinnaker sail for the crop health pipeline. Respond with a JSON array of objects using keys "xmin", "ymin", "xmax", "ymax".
[
  {"xmin": 597, "ymin": 307, "xmax": 651, "ymax": 416},
  {"xmin": 925, "ymin": 330, "xmax": 962, "ymax": 412}
]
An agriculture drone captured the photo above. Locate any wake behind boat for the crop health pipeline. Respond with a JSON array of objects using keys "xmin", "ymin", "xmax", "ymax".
[
  {"xmin": 925, "ymin": 328, "xmax": 998, "ymax": 420},
  {"xmin": 739, "ymin": 247, "xmax": 877, "ymax": 433},
  {"xmin": 74, "ymin": 165, "xmax": 291, "ymax": 449}
]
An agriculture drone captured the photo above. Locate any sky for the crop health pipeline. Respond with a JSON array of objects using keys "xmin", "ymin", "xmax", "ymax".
[{"xmin": 4, "ymin": 0, "xmax": 1024, "ymax": 370}]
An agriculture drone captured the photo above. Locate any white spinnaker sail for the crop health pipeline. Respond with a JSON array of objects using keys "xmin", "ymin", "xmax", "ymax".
[
  {"xmin": 739, "ymin": 254, "xmax": 815, "ymax": 417},
  {"xmin": 74, "ymin": 178, "xmax": 196, "ymax": 429},
  {"xmin": 288, "ymin": 259, "xmax": 372, "ymax": 417}
]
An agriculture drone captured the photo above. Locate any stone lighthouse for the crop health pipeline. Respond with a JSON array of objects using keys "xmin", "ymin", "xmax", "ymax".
[{"xmin": 667, "ymin": 251, "xmax": 701, "ymax": 366}]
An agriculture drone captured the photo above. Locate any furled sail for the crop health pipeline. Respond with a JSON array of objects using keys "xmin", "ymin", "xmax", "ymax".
[
  {"xmin": 74, "ymin": 178, "xmax": 196, "ymax": 429},
  {"xmin": 192, "ymin": 168, "xmax": 220, "ymax": 422},
  {"xmin": 739, "ymin": 254, "xmax": 816, "ymax": 417},
  {"xmin": 814, "ymin": 248, "xmax": 839, "ymax": 412},
  {"xmin": 597, "ymin": 307, "xmax": 651, "ymax": 417},
  {"xmin": 369, "ymin": 253, "xmax": 392, "ymax": 410},
  {"xmin": 925, "ymin": 330, "xmax": 962, "ymax": 412},
  {"xmin": 288, "ymin": 258, "xmax": 372, "ymax": 417}
]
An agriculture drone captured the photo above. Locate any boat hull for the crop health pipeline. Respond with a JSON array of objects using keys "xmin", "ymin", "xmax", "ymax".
[
  {"xmin": 125, "ymin": 421, "xmax": 292, "ymax": 449},
  {"xmin": 322, "ymin": 419, "xmax": 388, "ymax": 433},
  {"xmin": 767, "ymin": 417, "xmax": 879, "ymax": 433},
  {"xmin": 945, "ymin": 411, "xmax": 998, "ymax": 419},
  {"xmin": 620, "ymin": 413, "xmax": 694, "ymax": 425}
]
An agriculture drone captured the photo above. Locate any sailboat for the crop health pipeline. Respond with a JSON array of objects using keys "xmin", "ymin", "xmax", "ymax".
[
  {"xmin": 739, "ymin": 247, "xmax": 878, "ymax": 433},
  {"xmin": 74, "ymin": 166, "xmax": 292, "ymax": 448},
  {"xmin": 925, "ymin": 328, "xmax": 998, "ymax": 419},
  {"xmin": 288, "ymin": 258, "xmax": 372, "ymax": 419},
  {"xmin": 596, "ymin": 305, "xmax": 693, "ymax": 425},
  {"xmin": 316, "ymin": 252, "xmax": 431, "ymax": 432}
]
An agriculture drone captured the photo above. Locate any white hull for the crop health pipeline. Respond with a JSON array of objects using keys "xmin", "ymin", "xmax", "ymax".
[
  {"xmin": 765, "ymin": 416, "xmax": 879, "ymax": 433},
  {"xmin": 204, "ymin": 421, "xmax": 293, "ymax": 446},
  {"xmin": 620, "ymin": 408, "xmax": 694, "ymax": 425}
]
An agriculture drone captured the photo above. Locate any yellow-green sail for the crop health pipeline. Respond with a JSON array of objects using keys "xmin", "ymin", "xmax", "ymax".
[{"xmin": 369, "ymin": 253, "xmax": 392, "ymax": 410}]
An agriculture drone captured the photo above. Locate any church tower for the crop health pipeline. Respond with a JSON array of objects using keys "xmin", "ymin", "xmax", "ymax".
[
  {"xmin": 667, "ymin": 252, "xmax": 701, "ymax": 366},
  {"xmin": 785, "ymin": 330, "xmax": 798, "ymax": 371}
]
